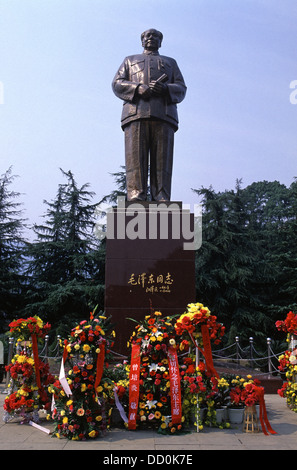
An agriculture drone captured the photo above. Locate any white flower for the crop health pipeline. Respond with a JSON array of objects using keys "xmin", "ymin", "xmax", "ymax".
[
  {"xmin": 289, "ymin": 354, "xmax": 297, "ymax": 364},
  {"xmin": 149, "ymin": 363, "xmax": 160, "ymax": 372},
  {"xmin": 138, "ymin": 326, "xmax": 147, "ymax": 333},
  {"xmin": 141, "ymin": 338, "xmax": 150, "ymax": 348},
  {"xmin": 146, "ymin": 400, "xmax": 157, "ymax": 409}
]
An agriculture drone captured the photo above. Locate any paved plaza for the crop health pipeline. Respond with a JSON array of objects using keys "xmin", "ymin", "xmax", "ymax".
[{"xmin": 0, "ymin": 381, "xmax": 296, "ymax": 451}]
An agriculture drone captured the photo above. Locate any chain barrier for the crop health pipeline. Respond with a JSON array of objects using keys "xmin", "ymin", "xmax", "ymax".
[
  {"xmin": 212, "ymin": 336, "xmax": 286, "ymax": 377},
  {"xmin": 2, "ymin": 334, "xmax": 285, "ymax": 393}
]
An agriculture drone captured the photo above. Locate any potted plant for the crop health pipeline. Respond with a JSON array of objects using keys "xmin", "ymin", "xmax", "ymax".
[
  {"xmin": 213, "ymin": 376, "xmax": 230, "ymax": 423},
  {"xmin": 228, "ymin": 376, "xmax": 246, "ymax": 424}
]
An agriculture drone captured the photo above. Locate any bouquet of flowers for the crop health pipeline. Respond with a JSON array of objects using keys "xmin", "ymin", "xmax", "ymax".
[
  {"xmin": 48, "ymin": 309, "xmax": 116, "ymax": 440},
  {"xmin": 276, "ymin": 311, "xmax": 297, "ymax": 336},
  {"xmin": 126, "ymin": 310, "xmax": 189, "ymax": 434},
  {"xmin": 278, "ymin": 350, "xmax": 292, "ymax": 372},
  {"xmin": 229, "ymin": 375, "xmax": 261, "ymax": 408},
  {"xmin": 3, "ymin": 315, "xmax": 54, "ymax": 423},
  {"xmin": 241, "ymin": 382, "xmax": 260, "ymax": 407},
  {"xmin": 8, "ymin": 316, "xmax": 51, "ymax": 341},
  {"xmin": 213, "ymin": 377, "xmax": 230, "ymax": 409},
  {"xmin": 175, "ymin": 302, "xmax": 225, "ymax": 347},
  {"xmin": 4, "ymin": 351, "xmax": 54, "ymax": 423},
  {"xmin": 174, "ymin": 303, "xmax": 224, "ymax": 379},
  {"xmin": 276, "ymin": 312, "xmax": 297, "ymax": 411}
]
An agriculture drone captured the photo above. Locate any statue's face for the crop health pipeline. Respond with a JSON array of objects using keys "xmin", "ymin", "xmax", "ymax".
[{"xmin": 142, "ymin": 30, "xmax": 162, "ymax": 51}]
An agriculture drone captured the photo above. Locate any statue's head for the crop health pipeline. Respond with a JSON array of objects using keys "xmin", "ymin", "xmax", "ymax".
[{"xmin": 141, "ymin": 29, "xmax": 163, "ymax": 51}]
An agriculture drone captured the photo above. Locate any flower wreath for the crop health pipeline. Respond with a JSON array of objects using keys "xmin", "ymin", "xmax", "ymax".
[
  {"xmin": 175, "ymin": 303, "xmax": 225, "ymax": 377},
  {"xmin": 276, "ymin": 311, "xmax": 297, "ymax": 412},
  {"xmin": 276, "ymin": 311, "xmax": 297, "ymax": 336},
  {"xmin": 4, "ymin": 352, "xmax": 54, "ymax": 422},
  {"xmin": 8, "ymin": 316, "xmax": 51, "ymax": 341},
  {"xmin": 4, "ymin": 316, "xmax": 54, "ymax": 423},
  {"xmin": 126, "ymin": 310, "xmax": 190, "ymax": 434},
  {"xmin": 49, "ymin": 309, "xmax": 116, "ymax": 440}
]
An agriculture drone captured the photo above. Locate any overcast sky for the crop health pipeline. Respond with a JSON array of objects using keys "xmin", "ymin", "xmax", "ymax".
[{"xmin": 0, "ymin": 0, "xmax": 296, "ymax": 237}]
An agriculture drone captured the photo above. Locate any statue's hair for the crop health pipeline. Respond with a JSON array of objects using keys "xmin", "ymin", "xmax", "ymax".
[{"xmin": 141, "ymin": 29, "xmax": 163, "ymax": 43}]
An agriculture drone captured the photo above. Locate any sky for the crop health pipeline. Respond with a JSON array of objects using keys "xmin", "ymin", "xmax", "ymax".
[{"xmin": 0, "ymin": 0, "xmax": 296, "ymax": 238}]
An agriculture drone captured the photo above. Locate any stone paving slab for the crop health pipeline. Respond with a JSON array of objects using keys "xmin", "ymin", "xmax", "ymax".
[{"xmin": 1, "ymin": 385, "xmax": 297, "ymax": 452}]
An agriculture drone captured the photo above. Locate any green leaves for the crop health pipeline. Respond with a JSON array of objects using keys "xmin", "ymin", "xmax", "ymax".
[{"xmin": 194, "ymin": 180, "xmax": 297, "ymax": 347}]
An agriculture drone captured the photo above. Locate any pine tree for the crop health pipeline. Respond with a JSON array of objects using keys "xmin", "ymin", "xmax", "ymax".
[
  {"xmin": 24, "ymin": 169, "xmax": 105, "ymax": 332},
  {"xmin": 242, "ymin": 180, "xmax": 295, "ymax": 337},
  {"xmin": 0, "ymin": 167, "xmax": 27, "ymax": 332},
  {"xmin": 193, "ymin": 182, "xmax": 257, "ymax": 343},
  {"xmin": 193, "ymin": 179, "xmax": 297, "ymax": 347}
]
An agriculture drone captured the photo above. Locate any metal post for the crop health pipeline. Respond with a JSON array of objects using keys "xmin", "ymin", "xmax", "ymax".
[
  {"xmin": 235, "ymin": 336, "xmax": 240, "ymax": 365},
  {"xmin": 249, "ymin": 337, "xmax": 254, "ymax": 369},
  {"xmin": 57, "ymin": 335, "xmax": 61, "ymax": 357},
  {"xmin": 267, "ymin": 338, "xmax": 272, "ymax": 378},
  {"xmin": 44, "ymin": 335, "xmax": 49, "ymax": 363}
]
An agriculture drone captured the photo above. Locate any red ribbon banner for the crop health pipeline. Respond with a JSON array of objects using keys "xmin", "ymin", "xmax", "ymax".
[
  {"xmin": 128, "ymin": 344, "xmax": 140, "ymax": 429},
  {"xmin": 31, "ymin": 334, "xmax": 42, "ymax": 390},
  {"xmin": 95, "ymin": 341, "xmax": 106, "ymax": 390},
  {"xmin": 128, "ymin": 343, "xmax": 141, "ymax": 430},
  {"xmin": 62, "ymin": 340, "xmax": 69, "ymax": 363},
  {"xmin": 200, "ymin": 325, "xmax": 219, "ymax": 378},
  {"xmin": 167, "ymin": 346, "xmax": 182, "ymax": 424},
  {"xmin": 189, "ymin": 326, "xmax": 219, "ymax": 378},
  {"xmin": 255, "ymin": 386, "xmax": 277, "ymax": 435}
]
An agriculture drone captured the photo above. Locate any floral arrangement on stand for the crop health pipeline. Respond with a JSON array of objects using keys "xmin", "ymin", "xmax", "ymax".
[
  {"xmin": 175, "ymin": 302, "xmax": 227, "ymax": 428},
  {"xmin": 3, "ymin": 316, "xmax": 54, "ymax": 423},
  {"xmin": 126, "ymin": 310, "xmax": 190, "ymax": 434},
  {"xmin": 48, "ymin": 309, "xmax": 116, "ymax": 440},
  {"xmin": 276, "ymin": 311, "xmax": 297, "ymax": 411},
  {"xmin": 276, "ymin": 311, "xmax": 297, "ymax": 336},
  {"xmin": 7, "ymin": 316, "xmax": 51, "ymax": 341},
  {"xmin": 175, "ymin": 303, "xmax": 225, "ymax": 347},
  {"xmin": 174, "ymin": 302, "xmax": 225, "ymax": 377},
  {"xmin": 229, "ymin": 375, "xmax": 261, "ymax": 408}
]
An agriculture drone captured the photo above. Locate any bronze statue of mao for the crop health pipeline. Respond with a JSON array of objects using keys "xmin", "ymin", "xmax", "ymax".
[{"xmin": 112, "ymin": 29, "xmax": 186, "ymax": 201}]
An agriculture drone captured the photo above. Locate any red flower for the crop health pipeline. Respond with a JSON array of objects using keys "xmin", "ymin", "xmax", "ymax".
[
  {"xmin": 276, "ymin": 311, "xmax": 297, "ymax": 335},
  {"xmin": 245, "ymin": 397, "xmax": 256, "ymax": 406}
]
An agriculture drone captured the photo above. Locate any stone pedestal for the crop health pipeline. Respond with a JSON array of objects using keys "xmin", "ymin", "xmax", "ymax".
[{"xmin": 104, "ymin": 200, "xmax": 196, "ymax": 355}]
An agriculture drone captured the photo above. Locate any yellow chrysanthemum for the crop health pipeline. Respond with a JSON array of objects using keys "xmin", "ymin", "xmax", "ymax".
[{"xmin": 17, "ymin": 355, "xmax": 26, "ymax": 364}]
